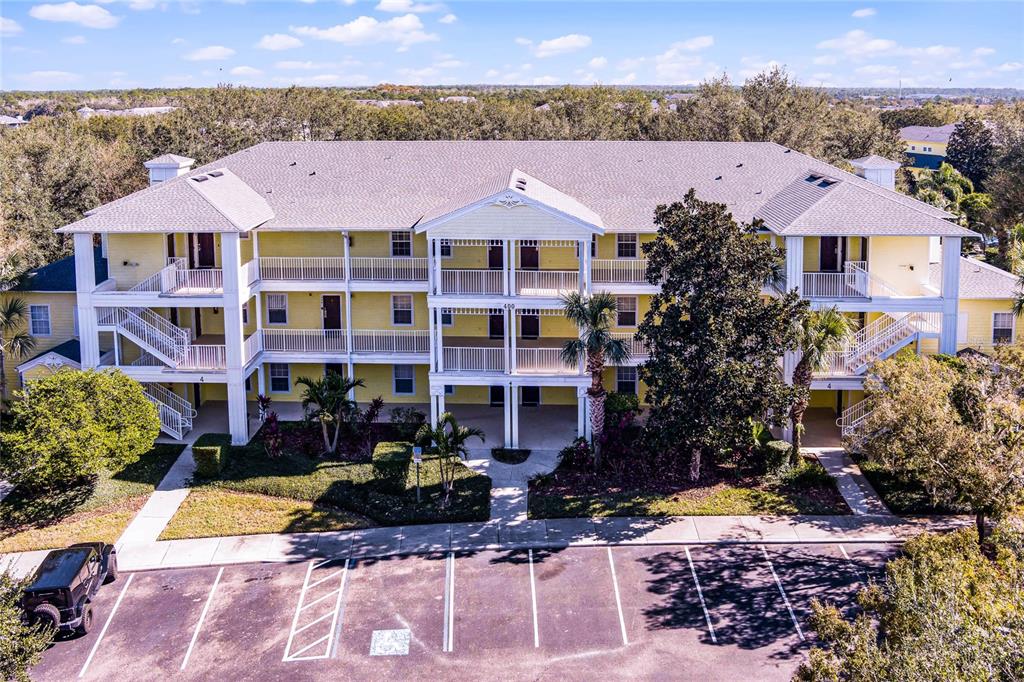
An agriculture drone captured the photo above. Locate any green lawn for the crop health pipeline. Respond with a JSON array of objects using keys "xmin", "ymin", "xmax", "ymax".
[
  {"xmin": 0, "ymin": 444, "xmax": 185, "ymax": 553},
  {"xmin": 857, "ymin": 459, "xmax": 963, "ymax": 515},
  {"xmin": 529, "ymin": 461, "xmax": 850, "ymax": 518},
  {"xmin": 161, "ymin": 427, "xmax": 491, "ymax": 539}
]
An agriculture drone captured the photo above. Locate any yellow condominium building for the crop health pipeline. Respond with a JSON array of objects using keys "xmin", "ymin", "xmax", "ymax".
[{"xmin": 12, "ymin": 142, "xmax": 988, "ymax": 447}]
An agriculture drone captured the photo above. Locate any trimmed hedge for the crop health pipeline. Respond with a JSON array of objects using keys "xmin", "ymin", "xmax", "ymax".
[
  {"xmin": 192, "ymin": 433, "xmax": 232, "ymax": 479},
  {"xmin": 371, "ymin": 441, "xmax": 413, "ymax": 494},
  {"xmin": 372, "ymin": 441, "xmax": 413, "ymax": 462},
  {"xmin": 492, "ymin": 447, "xmax": 531, "ymax": 465},
  {"xmin": 763, "ymin": 440, "xmax": 792, "ymax": 474}
]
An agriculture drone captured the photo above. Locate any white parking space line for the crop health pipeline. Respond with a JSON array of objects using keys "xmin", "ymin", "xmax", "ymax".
[
  {"xmin": 326, "ymin": 559, "xmax": 350, "ymax": 659},
  {"xmin": 684, "ymin": 547, "xmax": 717, "ymax": 644},
  {"xmin": 282, "ymin": 560, "xmax": 316, "ymax": 662},
  {"xmin": 528, "ymin": 549, "xmax": 539, "ymax": 648},
  {"xmin": 283, "ymin": 558, "xmax": 350, "ymax": 662},
  {"xmin": 180, "ymin": 567, "xmax": 223, "ymax": 671},
  {"xmin": 606, "ymin": 547, "xmax": 629, "ymax": 646},
  {"xmin": 442, "ymin": 552, "xmax": 455, "ymax": 652},
  {"xmin": 78, "ymin": 573, "xmax": 134, "ymax": 679},
  {"xmin": 838, "ymin": 544, "xmax": 868, "ymax": 585},
  {"xmin": 760, "ymin": 545, "xmax": 805, "ymax": 642}
]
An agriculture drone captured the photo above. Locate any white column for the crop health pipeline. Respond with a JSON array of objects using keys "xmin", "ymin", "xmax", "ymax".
[
  {"xmin": 503, "ymin": 383, "xmax": 513, "ymax": 447},
  {"xmin": 343, "ymin": 232, "xmax": 354, "ymax": 360},
  {"xmin": 784, "ymin": 236, "xmax": 804, "ymax": 296},
  {"xmin": 578, "ymin": 239, "xmax": 586, "ymax": 294},
  {"xmin": 576, "ymin": 386, "xmax": 587, "ymax": 438},
  {"xmin": 256, "ymin": 362, "xmax": 266, "ymax": 395},
  {"xmin": 221, "ymin": 233, "xmax": 249, "ymax": 445},
  {"xmin": 582, "ymin": 238, "xmax": 592, "ymax": 293},
  {"xmin": 509, "ymin": 307, "xmax": 518, "ymax": 373},
  {"xmin": 503, "ymin": 239, "xmax": 511, "ymax": 296},
  {"xmin": 435, "ymin": 308, "xmax": 445, "ymax": 372},
  {"xmin": 428, "ymin": 306, "xmax": 437, "ymax": 372},
  {"xmin": 426, "ymin": 237, "xmax": 435, "ymax": 293},
  {"xmin": 113, "ymin": 331, "xmax": 120, "ymax": 366},
  {"xmin": 431, "ymin": 238, "xmax": 443, "ymax": 295},
  {"xmin": 251, "ymin": 230, "xmax": 260, "ymax": 280},
  {"xmin": 430, "ymin": 391, "xmax": 438, "ymax": 426},
  {"xmin": 73, "ymin": 233, "xmax": 100, "ymax": 368},
  {"xmin": 939, "ymin": 237, "xmax": 962, "ymax": 355},
  {"xmin": 509, "ymin": 241, "xmax": 517, "ymax": 296},
  {"xmin": 510, "ymin": 384, "xmax": 520, "ymax": 448},
  {"xmin": 503, "ymin": 306, "xmax": 511, "ymax": 374}
]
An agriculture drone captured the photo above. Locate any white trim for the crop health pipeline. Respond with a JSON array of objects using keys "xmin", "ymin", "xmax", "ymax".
[
  {"xmin": 29, "ymin": 304, "xmax": 52, "ymax": 337},
  {"xmin": 616, "ymin": 366, "xmax": 638, "ymax": 395},
  {"xmin": 992, "ymin": 311, "xmax": 1015, "ymax": 344},
  {"xmin": 268, "ymin": 362, "xmax": 291, "ymax": 393},
  {"xmin": 320, "ymin": 293, "xmax": 343, "ymax": 331},
  {"xmin": 266, "ymin": 293, "xmax": 288, "ymax": 325},
  {"xmin": 390, "ymin": 230, "xmax": 413, "ymax": 258},
  {"xmin": 615, "ymin": 295, "xmax": 638, "ymax": 328},
  {"xmin": 413, "ymin": 189, "xmax": 604, "ymax": 237},
  {"xmin": 616, "ymin": 233, "xmax": 638, "ymax": 259},
  {"xmin": 391, "ymin": 293, "xmax": 415, "ymax": 327},
  {"xmin": 16, "ymin": 350, "xmax": 81, "ymax": 375},
  {"xmin": 393, "ymin": 363, "xmax": 416, "ymax": 395}
]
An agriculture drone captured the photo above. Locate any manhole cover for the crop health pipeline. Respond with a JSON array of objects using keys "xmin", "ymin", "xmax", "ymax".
[{"xmin": 369, "ymin": 629, "xmax": 410, "ymax": 656}]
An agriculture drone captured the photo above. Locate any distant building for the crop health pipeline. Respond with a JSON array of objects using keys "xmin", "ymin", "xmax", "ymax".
[
  {"xmin": 438, "ymin": 96, "xmax": 477, "ymax": 104},
  {"xmin": 77, "ymin": 105, "xmax": 177, "ymax": 119},
  {"xmin": 0, "ymin": 114, "xmax": 27, "ymax": 128},
  {"xmin": 353, "ymin": 99, "xmax": 423, "ymax": 108},
  {"xmin": 899, "ymin": 123, "xmax": 957, "ymax": 169}
]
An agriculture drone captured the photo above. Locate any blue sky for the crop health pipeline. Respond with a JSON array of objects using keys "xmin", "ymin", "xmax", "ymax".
[{"xmin": 1, "ymin": 1, "xmax": 1022, "ymax": 90}]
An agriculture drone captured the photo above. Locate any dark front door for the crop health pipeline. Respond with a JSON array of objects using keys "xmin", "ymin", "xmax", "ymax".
[
  {"xmin": 520, "ymin": 244, "xmax": 539, "ymax": 270},
  {"xmin": 521, "ymin": 386, "xmax": 540, "ymax": 406},
  {"xmin": 196, "ymin": 233, "xmax": 216, "ymax": 268},
  {"xmin": 489, "ymin": 314, "xmax": 504, "ymax": 339},
  {"xmin": 520, "ymin": 314, "xmax": 539, "ymax": 339},
  {"xmin": 487, "ymin": 243, "xmax": 504, "ymax": 270},
  {"xmin": 819, "ymin": 236, "xmax": 841, "ymax": 272},
  {"xmin": 325, "ymin": 363, "xmax": 347, "ymax": 378},
  {"xmin": 193, "ymin": 307, "xmax": 203, "ymax": 338},
  {"xmin": 166, "ymin": 234, "xmax": 176, "ymax": 258},
  {"xmin": 322, "ymin": 295, "xmax": 342, "ymax": 330},
  {"xmin": 489, "ymin": 385, "xmax": 505, "ymax": 407}
]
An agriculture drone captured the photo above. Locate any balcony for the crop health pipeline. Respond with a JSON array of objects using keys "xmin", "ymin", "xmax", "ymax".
[
  {"xmin": 258, "ymin": 328, "xmax": 430, "ymax": 355},
  {"xmin": 444, "ymin": 346, "xmax": 506, "ymax": 373},
  {"xmin": 795, "ymin": 261, "xmax": 900, "ymax": 299},
  {"xmin": 515, "ymin": 270, "xmax": 578, "ymax": 297},
  {"xmin": 592, "ymin": 259, "xmax": 649, "ymax": 284},
  {"xmin": 126, "ymin": 258, "xmax": 224, "ymax": 296},
  {"xmin": 256, "ymin": 256, "xmax": 429, "ymax": 282},
  {"xmin": 516, "ymin": 347, "xmax": 577, "ymax": 374}
]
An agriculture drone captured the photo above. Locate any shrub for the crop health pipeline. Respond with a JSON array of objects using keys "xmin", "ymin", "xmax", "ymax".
[
  {"xmin": 389, "ymin": 406, "xmax": 426, "ymax": 442},
  {"xmin": 372, "ymin": 441, "xmax": 412, "ymax": 493},
  {"xmin": 492, "ymin": 447, "xmax": 531, "ymax": 465},
  {"xmin": 192, "ymin": 433, "xmax": 232, "ymax": 479},
  {"xmin": 762, "ymin": 440, "xmax": 792, "ymax": 475},
  {"xmin": 781, "ymin": 460, "xmax": 832, "ymax": 488},
  {"xmin": 604, "ymin": 391, "xmax": 640, "ymax": 424},
  {"xmin": 558, "ymin": 437, "xmax": 594, "ymax": 471}
]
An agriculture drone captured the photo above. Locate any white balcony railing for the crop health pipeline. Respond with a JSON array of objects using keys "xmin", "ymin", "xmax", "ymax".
[
  {"xmin": 444, "ymin": 347, "xmax": 505, "ymax": 372},
  {"xmin": 262, "ymin": 329, "xmax": 347, "ymax": 354},
  {"xmin": 516, "ymin": 347, "xmax": 577, "ymax": 374},
  {"xmin": 126, "ymin": 258, "xmax": 223, "ymax": 296},
  {"xmin": 351, "ymin": 257, "xmax": 428, "ymax": 281},
  {"xmin": 515, "ymin": 270, "xmax": 579, "ymax": 296},
  {"xmin": 258, "ymin": 257, "xmax": 345, "ymax": 281},
  {"xmin": 180, "ymin": 345, "xmax": 228, "ymax": 370},
  {"xmin": 611, "ymin": 332, "xmax": 648, "ymax": 359},
  {"xmin": 440, "ymin": 269, "xmax": 504, "ymax": 295},
  {"xmin": 243, "ymin": 330, "xmax": 264, "ymax": 363},
  {"xmin": 592, "ymin": 259, "xmax": 649, "ymax": 284},
  {"xmin": 351, "ymin": 329, "xmax": 430, "ymax": 353}
]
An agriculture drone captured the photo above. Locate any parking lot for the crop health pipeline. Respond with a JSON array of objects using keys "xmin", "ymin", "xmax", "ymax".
[{"xmin": 31, "ymin": 542, "xmax": 899, "ymax": 681}]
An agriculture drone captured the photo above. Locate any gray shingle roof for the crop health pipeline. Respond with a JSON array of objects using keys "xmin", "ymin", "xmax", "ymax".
[
  {"xmin": 900, "ymin": 124, "xmax": 958, "ymax": 144},
  {"xmin": 849, "ymin": 154, "xmax": 901, "ymax": 170},
  {"xmin": 144, "ymin": 153, "xmax": 195, "ymax": 167},
  {"xmin": 11, "ymin": 247, "xmax": 107, "ymax": 292},
  {"xmin": 930, "ymin": 257, "xmax": 1021, "ymax": 299},
  {"xmin": 57, "ymin": 141, "xmax": 973, "ymax": 237},
  {"xmin": 186, "ymin": 168, "xmax": 275, "ymax": 231}
]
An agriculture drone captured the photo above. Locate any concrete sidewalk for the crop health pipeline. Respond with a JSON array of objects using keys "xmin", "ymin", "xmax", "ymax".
[
  {"xmin": 810, "ymin": 448, "xmax": 892, "ymax": 516},
  {"xmin": 0, "ymin": 513, "xmax": 971, "ymax": 578}
]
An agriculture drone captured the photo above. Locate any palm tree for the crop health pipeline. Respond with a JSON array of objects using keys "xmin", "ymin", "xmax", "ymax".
[
  {"xmin": 0, "ymin": 297, "xmax": 36, "ymax": 430},
  {"xmin": 914, "ymin": 162, "xmax": 974, "ymax": 210},
  {"xmin": 789, "ymin": 307, "xmax": 855, "ymax": 462},
  {"xmin": 560, "ymin": 291, "xmax": 631, "ymax": 469},
  {"xmin": 295, "ymin": 372, "xmax": 364, "ymax": 454},
  {"xmin": 1013, "ymin": 274, "xmax": 1024, "ymax": 318},
  {"xmin": 415, "ymin": 412, "xmax": 485, "ymax": 508}
]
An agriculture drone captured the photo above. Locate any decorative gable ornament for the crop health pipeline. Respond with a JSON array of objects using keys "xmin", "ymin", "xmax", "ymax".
[
  {"xmin": 494, "ymin": 192, "xmax": 524, "ymax": 209},
  {"xmin": 42, "ymin": 356, "xmax": 67, "ymax": 371}
]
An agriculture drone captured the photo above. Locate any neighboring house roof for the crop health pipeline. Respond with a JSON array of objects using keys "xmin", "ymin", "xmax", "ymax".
[
  {"xmin": 849, "ymin": 155, "xmax": 901, "ymax": 170},
  {"xmin": 929, "ymin": 257, "xmax": 1022, "ymax": 299},
  {"xmin": 11, "ymin": 247, "xmax": 108, "ymax": 292},
  {"xmin": 17, "ymin": 339, "xmax": 82, "ymax": 372},
  {"xmin": 0, "ymin": 114, "xmax": 25, "ymax": 126},
  {"xmin": 899, "ymin": 123, "xmax": 958, "ymax": 144},
  {"xmin": 144, "ymin": 153, "xmax": 195, "ymax": 167},
  {"xmin": 55, "ymin": 141, "xmax": 973, "ymax": 237}
]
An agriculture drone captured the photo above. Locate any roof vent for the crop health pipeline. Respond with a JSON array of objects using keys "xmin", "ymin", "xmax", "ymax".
[
  {"xmin": 289, "ymin": 161, "xmax": 297, "ymax": 167},
  {"xmin": 309, "ymin": 171, "xmax": 316, "ymax": 176},
  {"xmin": 191, "ymin": 175, "xmax": 209, "ymax": 183},
  {"xmin": 736, "ymin": 163, "xmax": 743, "ymax": 168},
  {"xmin": 715, "ymin": 175, "xmax": 722, "ymax": 180},
  {"xmin": 514, "ymin": 177, "xmax": 527, "ymax": 191},
  {"xmin": 818, "ymin": 178, "xmax": 837, "ymax": 188},
  {"xmin": 208, "ymin": 170, "xmax": 224, "ymax": 178},
  {"xmin": 805, "ymin": 174, "xmax": 823, "ymax": 183}
]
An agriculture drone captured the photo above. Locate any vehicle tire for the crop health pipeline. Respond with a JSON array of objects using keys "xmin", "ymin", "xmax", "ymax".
[
  {"xmin": 104, "ymin": 553, "xmax": 118, "ymax": 584},
  {"xmin": 31, "ymin": 603, "xmax": 60, "ymax": 631},
  {"xmin": 77, "ymin": 605, "xmax": 94, "ymax": 636}
]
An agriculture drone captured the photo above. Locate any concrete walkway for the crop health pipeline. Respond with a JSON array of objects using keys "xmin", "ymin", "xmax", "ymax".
[
  {"xmin": 809, "ymin": 447, "xmax": 892, "ymax": 516},
  {"xmin": 465, "ymin": 448, "xmax": 560, "ymax": 522},
  {"xmin": 0, "ymin": 513, "xmax": 972, "ymax": 578}
]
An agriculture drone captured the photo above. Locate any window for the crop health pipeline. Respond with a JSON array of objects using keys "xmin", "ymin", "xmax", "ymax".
[
  {"xmin": 267, "ymin": 294, "xmax": 287, "ymax": 325},
  {"xmin": 242, "ymin": 302, "xmax": 249, "ymax": 325},
  {"xmin": 392, "ymin": 294, "xmax": 414, "ymax": 326},
  {"xmin": 617, "ymin": 233, "xmax": 638, "ymax": 259},
  {"xmin": 439, "ymin": 239, "xmax": 452, "ymax": 258},
  {"xmin": 617, "ymin": 367, "xmax": 637, "ymax": 395},
  {"xmin": 993, "ymin": 312, "xmax": 1015, "ymax": 344},
  {"xmin": 575, "ymin": 236, "xmax": 597, "ymax": 258},
  {"xmin": 393, "ymin": 365, "xmax": 415, "ymax": 395},
  {"xmin": 269, "ymin": 363, "xmax": 290, "ymax": 393},
  {"xmin": 391, "ymin": 231, "xmax": 412, "ymax": 257},
  {"xmin": 910, "ymin": 145, "xmax": 917, "ymax": 151},
  {"xmin": 616, "ymin": 296, "xmax": 637, "ymax": 327},
  {"xmin": 244, "ymin": 375, "xmax": 252, "ymax": 392},
  {"xmin": 923, "ymin": 146, "xmax": 932, "ymax": 152},
  {"xmin": 29, "ymin": 305, "xmax": 51, "ymax": 336},
  {"xmin": 441, "ymin": 310, "xmax": 453, "ymax": 327},
  {"xmin": 444, "ymin": 384, "xmax": 455, "ymax": 395}
]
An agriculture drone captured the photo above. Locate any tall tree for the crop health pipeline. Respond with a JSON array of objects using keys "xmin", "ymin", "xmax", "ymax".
[
  {"xmin": 946, "ymin": 115, "xmax": 996, "ymax": 188},
  {"xmin": 740, "ymin": 66, "xmax": 829, "ymax": 156},
  {"xmin": 0, "ymin": 297, "xmax": 35, "ymax": 427},
  {"xmin": 559, "ymin": 292, "xmax": 631, "ymax": 469},
  {"xmin": 0, "ymin": 573, "xmax": 52, "ymax": 682},
  {"xmin": 789, "ymin": 307, "xmax": 856, "ymax": 459},
  {"xmin": 636, "ymin": 190, "xmax": 804, "ymax": 481}
]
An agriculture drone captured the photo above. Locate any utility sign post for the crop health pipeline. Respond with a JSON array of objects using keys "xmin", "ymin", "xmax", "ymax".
[{"xmin": 412, "ymin": 446, "xmax": 423, "ymax": 503}]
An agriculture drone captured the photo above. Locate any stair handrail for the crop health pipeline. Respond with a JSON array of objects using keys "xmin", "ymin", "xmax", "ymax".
[
  {"xmin": 143, "ymin": 383, "xmax": 197, "ymax": 419},
  {"xmin": 115, "ymin": 307, "xmax": 190, "ymax": 364}
]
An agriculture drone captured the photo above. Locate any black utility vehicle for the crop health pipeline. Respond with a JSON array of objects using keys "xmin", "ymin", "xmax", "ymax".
[{"xmin": 21, "ymin": 542, "xmax": 118, "ymax": 635}]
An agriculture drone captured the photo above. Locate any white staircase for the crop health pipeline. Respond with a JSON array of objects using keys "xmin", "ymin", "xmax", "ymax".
[
  {"xmin": 142, "ymin": 383, "xmax": 197, "ymax": 440},
  {"xmin": 837, "ymin": 399, "xmax": 871, "ymax": 438},
  {"xmin": 100, "ymin": 307, "xmax": 191, "ymax": 365},
  {"xmin": 821, "ymin": 312, "xmax": 939, "ymax": 377}
]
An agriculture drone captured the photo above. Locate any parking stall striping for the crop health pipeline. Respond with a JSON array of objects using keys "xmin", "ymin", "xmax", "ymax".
[
  {"xmin": 282, "ymin": 558, "xmax": 350, "ymax": 662},
  {"xmin": 78, "ymin": 573, "xmax": 134, "ymax": 679},
  {"xmin": 606, "ymin": 548, "xmax": 629, "ymax": 647},
  {"xmin": 329, "ymin": 559, "xmax": 353, "ymax": 659},
  {"xmin": 528, "ymin": 549, "xmax": 540, "ymax": 648},
  {"xmin": 442, "ymin": 552, "xmax": 455, "ymax": 653},
  {"xmin": 180, "ymin": 567, "xmax": 223, "ymax": 671},
  {"xmin": 684, "ymin": 547, "xmax": 717, "ymax": 644},
  {"xmin": 760, "ymin": 545, "xmax": 805, "ymax": 642}
]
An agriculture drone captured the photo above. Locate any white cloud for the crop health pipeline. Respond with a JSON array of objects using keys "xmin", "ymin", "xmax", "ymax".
[
  {"xmin": 183, "ymin": 45, "xmax": 236, "ymax": 61},
  {"xmin": 519, "ymin": 33, "xmax": 592, "ymax": 58},
  {"xmin": 816, "ymin": 30, "xmax": 959, "ymax": 60},
  {"xmin": 438, "ymin": 13, "xmax": 456, "ymax": 24},
  {"xmin": 812, "ymin": 54, "xmax": 838, "ymax": 66},
  {"xmin": 170, "ymin": 37, "xmax": 186, "ymax": 45},
  {"xmin": 588, "ymin": 56, "xmax": 607, "ymax": 69},
  {"xmin": 16, "ymin": 70, "xmax": 80, "ymax": 85},
  {"xmin": 739, "ymin": 57, "xmax": 782, "ymax": 78},
  {"xmin": 272, "ymin": 73, "xmax": 370, "ymax": 85},
  {"xmin": 276, "ymin": 60, "xmax": 329, "ymax": 70},
  {"xmin": 851, "ymin": 8, "xmax": 876, "ymax": 18},
  {"xmin": 230, "ymin": 65, "xmax": 262, "ymax": 76},
  {"xmin": 532, "ymin": 75, "xmax": 560, "ymax": 85},
  {"xmin": 613, "ymin": 72, "xmax": 636, "ymax": 85},
  {"xmin": 375, "ymin": 0, "xmax": 443, "ymax": 13},
  {"xmin": 855, "ymin": 63, "xmax": 898, "ymax": 75},
  {"xmin": 1, "ymin": 17, "xmax": 23, "ymax": 36},
  {"xmin": 997, "ymin": 62, "xmax": 1023, "ymax": 72},
  {"xmin": 434, "ymin": 58, "xmax": 463, "ymax": 68},
  {"xmin": 291, "ymin": 14, "xmax": 438, "ymax": 49},
  {"xmin": 62, "ymin": 35, "xmax": 87, "ymax": 44},
  {"xmin": 973, "ymin": 47, "xmax": 995, "ymax": 56},
  {"xmin": 652, "ymin": 37, "xmax": 718, "ymax": 83},
  {"xmin": 484, "ymin": 69, "xmax": 499, "ymax": 78},
  {"xmin": 256, "ymin": 33, "xmax": 303, "ymax": 50},
  {"xmin": 126, "ymin": 0, "xmax": 156, "ymax": 9},
  {"xmin": 674, "ymin": 35, "xmax": 714, "ymax": 51},
  {"xmin": 28, "ymin": 2, "xmax": 119, "ymax": 29},
  {"xmin": 163, "ymin": 74, "xmax": 194, "ymax": 85}
]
